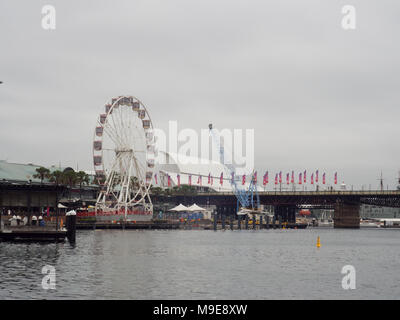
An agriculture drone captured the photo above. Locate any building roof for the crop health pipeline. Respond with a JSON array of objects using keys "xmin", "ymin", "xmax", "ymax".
[
  {"xmin": 0, "ymin": 160, "xmax": 47, "ymax": 183},
  {"xmin": 0, "ymin": 160, "xmax": 95, "ymax": 185}
]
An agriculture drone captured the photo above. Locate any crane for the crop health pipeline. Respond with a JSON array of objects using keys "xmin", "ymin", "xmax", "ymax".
[{"xmin": 208, "ymin": 123, "xmax": 260, "ymax": 214}]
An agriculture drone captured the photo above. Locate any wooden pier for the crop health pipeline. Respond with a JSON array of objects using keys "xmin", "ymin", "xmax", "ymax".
[
  {"xmin": 0, "ymin": 226, "xmax": 67, "ymax": 242},
  {"xmin": 77, "ymin": 221, "xmax": 181, "ymax": 230}
]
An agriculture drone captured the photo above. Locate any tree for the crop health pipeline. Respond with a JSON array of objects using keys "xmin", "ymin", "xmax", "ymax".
[
  {"xmin": 62, "ymin": 170, "xmax": 77, "ymax": 199},
  {"xmin": 33, "ymin": 167, "xmax": 51, "ymax": 185},
  {"xmin": 76, "ymin": 171, "xmax": 90, "ymax": 199},
  {"xmin": 49, "ymin": 170, "xmax": 64, "ymax": 186}
]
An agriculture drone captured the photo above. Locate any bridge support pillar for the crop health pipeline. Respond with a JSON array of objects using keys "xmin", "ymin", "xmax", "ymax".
[
  {"xmin": 274, "ymin": 205, "xmax": 296, "ymax": 224},
  {"xmin": 334, "ymin": 202, "xmax": 360, "ymax": 228}
]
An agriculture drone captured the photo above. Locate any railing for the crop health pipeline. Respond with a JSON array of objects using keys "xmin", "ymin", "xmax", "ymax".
[{"xmin": 195, "ymin": 190, "xmax": 400, "ymax": 196}]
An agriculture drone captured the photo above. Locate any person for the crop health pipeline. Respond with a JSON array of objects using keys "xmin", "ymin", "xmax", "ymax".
[
  {"xmin": 22, "ymin": 216, "xmax": 28, "ymax": 226},
  {"xmin": 16, "ymin": 215, "xmax": 21, "ymax": 226},
  {"xmin": 38, "ymin": 215, "xmax": 44, "ymax": 226},
  {"xmin": 10, "ymin": 215, "xmax": 17, "ymax": 226},
  {"xmin": 31, "ymin": 215, "xmax": 38, "ymax": 226}
]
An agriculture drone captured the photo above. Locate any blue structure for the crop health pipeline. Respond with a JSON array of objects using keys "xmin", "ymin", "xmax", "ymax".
[{"xmin": 209, "ymin": 124, "xmax": 260, "ymax": 213}]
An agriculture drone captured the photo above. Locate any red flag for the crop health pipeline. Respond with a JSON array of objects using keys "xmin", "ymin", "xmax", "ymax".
[
  {"xmin": 154, "ymin": 173, "xmax": 158, "ymax": 185},
  {"xmin": 334, "ymin": 172, "xmax": 337, "ymax": 184},
  {"xmin": 279, "ymin": 171, "xmax": 282, "ymax": 183},
  {"xmin": 253, "ymin": 171, "xmax": 257, "ymax": 183},
  {"xmin": 316, "ymin": 170, "xmax": 319, "ymax": 183},
  {"xmin": 177, "ymin": 174, "xmax": 180, "ymax": 187},
  {"xmin": 242, "ymin": 174, "xmax": 246, "ymax": 185},
  {"xmin": 168, "ymin": 175, "xmax": 171, "ymax": 187},
  {"xmin": 286, "ymin": 173, "xmax": 289, "ymax": 185},
  {"xmin": 299, "ymin": 173, "xmax": 302, "ymax": 184},
  {"xmin": 263, "ymin": 171, "xmax": 268, "ymax": 185},
  {"xmin": 323, "ymin": 173, "xmax": 326, "ymax": 185},
  {"xmin": 208, "ymin": 173, "xmax": 211, "ymax": 184},
  {"xmin": 275, "ymin": 174, "xmax": 278, "ymax": 185},
  {"xmin": 189, "ymin": 175, "xmax": 192, "ymax": 186},
  {"xmin": 220, "ymin": 172, "xmax": 223, "ymax": 185},
  {"xmin": 311, "ymin": 173, "xmax": 314, "ymax": 184},
  {"xmin": 304, "ymin": 170, "xmax": 306, "ymax": 183},
  {"xmin": 291, "ymin": 171, "xmax": 294, "ymax": 183},
  {"xmin": 197, "ymin": 175, "xmax": 201, "ymax": 185}
]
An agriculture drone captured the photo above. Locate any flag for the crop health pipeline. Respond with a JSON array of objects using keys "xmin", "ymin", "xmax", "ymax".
[
  {"xmin": 304, "ymin": 170, "xmax": 306, "ymax": 183},
  {"xmin": 291, "ymin": 171, "xmax": 294, "ymax": 183},
  {"xmin": 316, "ymin": 170, "xmax": 319, "ymax": 183},
  {"xmin": 323, "ymin": 173, "xmax": 326, "ymax": 185},
  {"xmin": 286, "ymin": 173, "xmax": 289, "ymax": 185},
  {"xmin": 208, "ymin": 173, "xmax": 211, "ymax": 184},
  {"xmin": 231, "ymin": 172, "xmax": 234, "ymax": 184},
  {"xmin": 275, "ymin": 174, "xmax": 278, "ymax": 185},
  {"xmin": 220, "ymin": 172, "xmax": 223, "ymax": 185},
  {"xmin": 211, "ymin": 176, "xmax": 213, "ymax": 185},
  {"xmin": 263, "ymin": 171, "xmax": 268, "ymax": 185},
  {"xmin": 299, "ymin": 173, "xmax": 302, "ymax": 184},
  {"xmin": 189, "ymin": 175, "xmax": 192, "ymax": 186},
  {"xmin": 168, "ymin": 175, "xmax": 171, "ymax": 187},
  {"xmin": 253, "ymin": 171, "xmax": 257, "ymax": 183},
  {"xmin": 334, "ymin": 172, "xmax": 337, "ymax": 184},
  {"xmin": 242, "ymin": 174, "xmax": 246, "ymax": 185},
  {"xmin": 177, "ymin": 174, "xmax": 180, "ymax": 187},
  {"xmin": 279, "ymin": 171, "xmax": 282, "ymax": 183},
  {"xmin": 311, "ymin": 173, "xmax": 314, "ymax": 184},
  {"xmin": 197, "ymin": 175, "xmax": 202, "ymax": 185},
  {"xmin": 154, "ymin": 173, "xmax": 158, "ymax": 185}
]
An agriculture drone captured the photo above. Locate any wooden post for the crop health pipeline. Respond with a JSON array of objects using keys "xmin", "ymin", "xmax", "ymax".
[
  {"xmin": 230, "ymin": 215, "xmax": 233, "ymax": 230},
  {"xmin": 66, "ymin": 211, "xmax": 76, "ymax": 243},
  {"xmin": 221, "ymin": 214, "xmax": 225, "ymax": 230},
  {"xmin": 245, "ymin": 215, "xmax": 249, "ymax": 230},
  {"xmin": 260, "ymin": 215, "xmax": 263, "ymax": 229},
  {"xmin": 266, "ymin": 215, "xmax": 270, "ymax": 229},
  {"xmin": 213, "ymin": 212, "xmax": 217, "ymax": 231},
  {"xmin": 237, "ymin": 215, "xmax": 241, "ymax": 230}
]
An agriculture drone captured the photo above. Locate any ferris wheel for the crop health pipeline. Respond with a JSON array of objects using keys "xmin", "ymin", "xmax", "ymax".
[{"xmin": 93, "ymin": 96, "xmax": 156, "ymax": 220}]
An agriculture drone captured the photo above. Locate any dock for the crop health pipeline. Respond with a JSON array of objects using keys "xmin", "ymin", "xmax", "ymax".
[
  {"xmin": 0, "ymin": 226, "xmax": 67, "ymax": 242},
  {"xmin": 77, "ymin": 221, "xmax": 181, "ymax": 230}
]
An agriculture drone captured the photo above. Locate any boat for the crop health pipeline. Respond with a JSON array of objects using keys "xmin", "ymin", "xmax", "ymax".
[{"xmin": 360, "ymin": 219, "xmax": 381, "ymax": 228}]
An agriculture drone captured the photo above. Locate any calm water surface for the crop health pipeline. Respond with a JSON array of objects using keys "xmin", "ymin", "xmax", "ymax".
[{"xmin": 1, "ymin": 228, "xmax": 399, "ymax": 299}]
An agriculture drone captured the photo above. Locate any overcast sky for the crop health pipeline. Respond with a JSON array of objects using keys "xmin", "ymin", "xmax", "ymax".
[{"xmin": 1, "ymin": 0, "xmax": 399, "ymax": 189}]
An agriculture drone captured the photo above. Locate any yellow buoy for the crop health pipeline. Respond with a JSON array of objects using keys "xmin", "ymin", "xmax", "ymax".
[{"xmin": 316, "ymin": 236, "xmax": 321, "ymax": 248}]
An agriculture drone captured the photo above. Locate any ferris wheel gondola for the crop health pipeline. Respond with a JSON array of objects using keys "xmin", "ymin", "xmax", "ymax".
[{"xmin": 93, "ymin": 95, "xmax": 156, "ymax": 221}]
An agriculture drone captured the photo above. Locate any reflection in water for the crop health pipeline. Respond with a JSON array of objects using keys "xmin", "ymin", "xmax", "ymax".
[{"xmin": 1, "ymin": 228, "xmax": 400, "ymax": 299}]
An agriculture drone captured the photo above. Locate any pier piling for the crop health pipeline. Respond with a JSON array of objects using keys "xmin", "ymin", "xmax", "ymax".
[{"xmin": 66, "ymin": 211, "xmax": 76, "ymax": 243}]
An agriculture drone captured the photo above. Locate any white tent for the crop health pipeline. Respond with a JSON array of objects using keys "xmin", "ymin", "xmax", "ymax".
[
  {"xmin": 57, "ymin": 203, "xmax": 67, "ymax": 209},
  {"xmin": 187, "ymin": 204, "xmax": 206, "ymax": 212},
  {"xmin": 169, "ymin": 204, "xmax": 189, "ymax": 212}
]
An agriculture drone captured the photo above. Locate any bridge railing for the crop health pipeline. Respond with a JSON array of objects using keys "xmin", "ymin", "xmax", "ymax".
[{"xmin": 196, "ymin": 190, "xmax": 400, "ymax": 196}]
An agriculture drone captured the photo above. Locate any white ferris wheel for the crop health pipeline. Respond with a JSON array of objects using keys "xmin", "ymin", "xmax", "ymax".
[{"xmin": 93, "ymin": 96, "xmax": 156, "ymax": 219}]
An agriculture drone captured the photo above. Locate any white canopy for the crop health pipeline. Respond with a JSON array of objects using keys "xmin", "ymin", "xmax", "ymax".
[
  {"xmin": 169, "ymin": 204, "xmax": 189, "ymax": 212},
  {"xmin": 187, "ymin": 203, "xmax": 206, "ymax": 212},
  {"xmin": 57, "ymin": 203, "xmax": 67, "ymax": 209}
]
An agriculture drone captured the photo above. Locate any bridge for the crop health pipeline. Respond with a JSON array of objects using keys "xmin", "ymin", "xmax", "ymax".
[{"xmin": 153, "ymin": 190, "xmax": 400, "ymax": 228}]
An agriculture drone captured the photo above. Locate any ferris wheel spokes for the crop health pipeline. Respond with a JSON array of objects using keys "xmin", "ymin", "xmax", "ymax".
[{"xmin": 93, "ymin": 95, "xmax": 155, "ymax": 220}]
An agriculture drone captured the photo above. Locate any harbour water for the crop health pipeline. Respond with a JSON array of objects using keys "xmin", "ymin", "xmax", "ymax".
[{"xmin": 1, "ymin": 228, "xmax": 400, "ymax": 300}]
